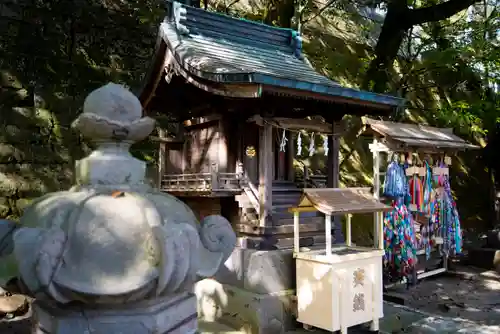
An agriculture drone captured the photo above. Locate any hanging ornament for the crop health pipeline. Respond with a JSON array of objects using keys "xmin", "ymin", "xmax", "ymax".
[
  {"xmin": 422, "ymin": 161, "xmax": 433, "ymax": 214},
  {"xmin": 408, "ymin": 175, "xmax": 423, "ymax": 211},
  {"xmin": 245, "ymin": 146, "xmax": 256, "ymax": 158},
  {"xmin": 279, "ymin": 129, "xmax": 288, "ymax": 152},
  {"xmin": 383, "ymin": 159, "xmax": 407, "ymax": 198},
  {"xmin": 297, "ymin": 132, "xmax": 302, "ymax": 156},
  {"xmin": 308, "ymin": 133, "xmax": 315, "ymax": 157},
  {"xmin": 383, "ymin": 201, "xmax": 417, "ymax": 281},
  {"xmin": 323, "ymin": 135, "xmax": 329, "ymax": 156}
]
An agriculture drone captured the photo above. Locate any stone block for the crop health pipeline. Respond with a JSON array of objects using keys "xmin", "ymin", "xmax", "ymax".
[
  {"xmin": 32, "ymin": 293, "xmax": 198, "ymax": 334},
  {"xmin": 215, "ymin": 247, "xmax": 295, "ymax": 294},
  {"xmin": 195, "ymin": 279, "xmax": 295, "ymax": 334}
]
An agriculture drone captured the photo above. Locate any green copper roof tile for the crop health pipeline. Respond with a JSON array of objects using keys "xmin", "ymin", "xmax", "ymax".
[{"xmin": 161, "ymin": 1, "xmax": 404, "ymax": 107}]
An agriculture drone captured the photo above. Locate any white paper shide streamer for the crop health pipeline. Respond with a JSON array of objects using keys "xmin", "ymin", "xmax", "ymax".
[
  {"xmin": 308, "ymin": 133, "xmax": 315, "ymax": 157},
  {"xmin": 297, "ymin": 132, "xmax": 302, "ymax": 156},
  {"xmin": 279, "ymin": 129, "xmax": 288, "ymax": 152},
  {"xmin": 323, "ymin": 135, "xmax": 328, "ymax": 156}
]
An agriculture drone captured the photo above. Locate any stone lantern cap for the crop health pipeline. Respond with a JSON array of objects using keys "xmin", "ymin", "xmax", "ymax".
[{"xmin": 72, "ymin": 82, "xmax": 155, "ymax": 143}]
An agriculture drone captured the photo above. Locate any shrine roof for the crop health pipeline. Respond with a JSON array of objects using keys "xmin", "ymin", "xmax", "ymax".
[
  {"xmin": 290, "ymin": 187, "xmax": 390, "ymax": 215},
  {"xmin": 362, "ymin": 117, "xmax": 480, "ymax": 151},
  {"xmin": 148, "ymin": 1, "xmax": 403, "ymax": 109}
]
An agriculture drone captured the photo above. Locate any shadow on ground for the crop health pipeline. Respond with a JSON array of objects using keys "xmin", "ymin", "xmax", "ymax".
[{"xmin": 0, "ymin": 318, "xmax": 29, "ymax": 334}]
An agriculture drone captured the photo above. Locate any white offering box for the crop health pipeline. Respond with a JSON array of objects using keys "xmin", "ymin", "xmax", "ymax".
[{"xmin": 289, "ymin": 188, "xmax": 390, "ymax": 334}]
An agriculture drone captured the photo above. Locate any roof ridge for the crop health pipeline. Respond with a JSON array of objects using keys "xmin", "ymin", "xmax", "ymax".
[{"xmin": 167, "ymin": 0, "xmax": 303, "ymax": 59}]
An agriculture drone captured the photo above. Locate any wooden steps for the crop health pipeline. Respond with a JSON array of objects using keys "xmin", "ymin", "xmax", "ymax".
[{"xmin": 234, "ymin": 180, "xmax": 329, "ymax": 249}]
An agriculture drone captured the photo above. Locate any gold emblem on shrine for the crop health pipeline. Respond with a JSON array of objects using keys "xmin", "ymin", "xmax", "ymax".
[
  {"xmin": 246, "ymin": 146, "xmax": 256, "ymax": 158},
  {"xmin": 353, "ymin": 268, "xmax": 365, "ymax": 287}
]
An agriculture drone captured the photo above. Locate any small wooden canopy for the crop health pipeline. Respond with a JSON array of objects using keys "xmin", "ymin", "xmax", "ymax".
[
  {"xmin": 289, "ymin": 187, "xmax": 390, "ymax": 215},
  {"xmin": 361, "ymin": 117, "xmax": 479, "ymax": 151}
]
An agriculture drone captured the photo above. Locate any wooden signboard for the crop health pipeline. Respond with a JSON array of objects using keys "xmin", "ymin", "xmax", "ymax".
[{"xmin": 432, "ymin": 167, "xmax": 449, "ymax": 176}]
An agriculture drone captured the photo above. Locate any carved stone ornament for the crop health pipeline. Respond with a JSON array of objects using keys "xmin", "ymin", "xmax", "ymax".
[{"xmin": 9, "ymin": 83, "xmax": 237, "ymax": 333}]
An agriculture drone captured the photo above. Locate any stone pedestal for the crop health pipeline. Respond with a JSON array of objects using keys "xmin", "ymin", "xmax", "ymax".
[
  {"xmin": 32, "ymin": 293, "xmax": 197, "ymax": 334},
  {"xmin": 195, "ymin": 247, "xmax": 297, "ymax": 334}
]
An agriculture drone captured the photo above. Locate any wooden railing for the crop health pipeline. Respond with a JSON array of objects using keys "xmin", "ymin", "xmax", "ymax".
[
  {"xmin": 309, "ymin": 175, "xmax": 327, "ymax": 188},
  {"xmin": 236, "ymin": 162, "xmax": 260, "ymax": 214},
  {"xmin": 295, "ymin": 164, "xmax": 327, "ymax": 188},
  {"xmin": 161, "ymin": 163, "xmax": 243, "ymax": 193}
]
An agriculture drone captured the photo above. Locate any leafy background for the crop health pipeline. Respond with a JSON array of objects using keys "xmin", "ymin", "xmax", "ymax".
[{"xmin": 0, "ymin": 0, "xmax": 498, "ymax": 245}]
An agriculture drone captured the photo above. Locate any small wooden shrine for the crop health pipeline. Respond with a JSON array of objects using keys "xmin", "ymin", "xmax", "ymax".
[
  {"xmin": 139, "ymin": 0, "xmax": 403, "ymax": 250},
  {"xmin": 290, "ymin": 188, "xmax": 390, "ymax": 333}
]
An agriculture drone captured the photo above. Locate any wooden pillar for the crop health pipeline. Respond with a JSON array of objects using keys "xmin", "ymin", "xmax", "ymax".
[
  {"xmin": 259, "ymin": 123, "xmax": 273, "ymax": 227},
  {"xmin": 181, "ymin": 130, "xmax": 188, "ymax": 173},
  {"xmin": 158, "ymin": 128, "xmax": 167, "ymax": 189},
  {"xmin": 218, "ymin": 119, "xmax": 228, "ymax": 173},
  {"xmin": 236, "ymin": 121, "xmax": 243, "ymax": 172},
  {"xmin": 327, "ymin": 120, "xmax": 344, "ymax": 243},
  {"xmin": 325, "ymin": 214, "xmax": 332, "ymax": 255},
  {"xmin": 372, "ymin": 139, "xmax": 381, "ymax": 249},
  {"xmin": 287, "ymin": 132, "xmax": 295, "ymax": 181},
  {"xmin": 345, "ymin": 214, "xmax": 352, "ymax": 246},
  {"xmin": 326, "ymin": 129, "xmax": 339, "ymax": 187},
  {"xmin": 293, "ymin": 211, "xmax": 300, "ymax": 254},
  {"xmin": 271, "ymin": 129, "xmax": 276, "ymax": 180},
  {"xmin": 277, "ymin": 130, "xmax": 286, "ymax": 180}
]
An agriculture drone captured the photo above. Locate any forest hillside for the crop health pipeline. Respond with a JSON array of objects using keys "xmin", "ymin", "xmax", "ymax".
[{"xmin": 0, "ymin": 0, "xmax": 498, "ymax": 244}]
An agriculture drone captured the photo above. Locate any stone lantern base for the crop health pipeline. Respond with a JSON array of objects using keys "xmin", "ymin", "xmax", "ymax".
[{"xmin": 32, "ymin": 293, "xmax": 197, "ymax": 334}]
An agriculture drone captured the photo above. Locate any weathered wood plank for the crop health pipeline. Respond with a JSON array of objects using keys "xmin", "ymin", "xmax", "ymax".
[
  {"xmin": 287, "ymin": 132, "xmax": 295, "ymax": 181},
  {"xmin": 157, "ymin": 128, "xmax": 167, "ymax": 189},
  {"xmin": 258, "ymin": 123, "xmax": 273, "ymax": 227}
]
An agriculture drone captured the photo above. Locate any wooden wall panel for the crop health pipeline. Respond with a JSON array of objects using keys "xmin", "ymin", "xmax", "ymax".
[{"xmin": 186, "ymin": 122, "xmax": 220, "ymax": 173}]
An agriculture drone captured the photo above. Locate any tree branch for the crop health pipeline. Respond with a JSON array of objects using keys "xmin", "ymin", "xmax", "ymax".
[
  {"xmin": 224, "ymin": 0, "xmax": 241, "ymax": 12},
  {"xmin": 301, "ymin": 0, "xmax": 337, "ymax": 25},
  {"xmin": 409, "ymin": 0, "xmax": 480, "ymax": 26}
]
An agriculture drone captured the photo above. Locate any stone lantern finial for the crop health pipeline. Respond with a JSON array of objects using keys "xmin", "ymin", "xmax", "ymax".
[
  {"xmin": 71, "ymin": 83, "xmax": 156, "ymax": 189},
  {"xmin": 72, "ymin": 82, "xmax": 155, "ymax": 143}
]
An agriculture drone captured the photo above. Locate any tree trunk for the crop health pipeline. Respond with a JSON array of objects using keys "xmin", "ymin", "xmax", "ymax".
[
  {"xmin": 363, "ymin": 0, "xmax": 480, "ymax": 93},
  {"xmin": 363, "ymin": 2, "xmax": 409, "ymax": 92}
]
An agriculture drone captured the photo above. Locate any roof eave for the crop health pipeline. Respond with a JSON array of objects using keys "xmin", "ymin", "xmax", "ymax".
[
  {"xmin": 257, "ymin": 73, "xmax": 400, "ymax": 103},
  {"xmin": 151, "ymin": 20, "xmax": 404, "ymax": 111},
  {"xmin": 137, "ymin": 33, "xmax": 170, "ymax": 111},
  {"xmin": 361, "ymin": 118, "xmax": 480, "ymax": 152}
]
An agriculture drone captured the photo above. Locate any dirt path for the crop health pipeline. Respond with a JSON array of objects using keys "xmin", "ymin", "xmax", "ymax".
[
  {"xmin": 387, "ymin": 266, "xmax": 500, "ymax": 326},
  {"xmin": 0, "ymin": 319, "xmax": 30, "ymax": 334}
]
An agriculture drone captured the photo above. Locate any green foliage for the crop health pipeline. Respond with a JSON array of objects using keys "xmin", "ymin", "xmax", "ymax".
[
  {"xmin": 0, "ymin": 0, "xmax": 498, "ymax": 234},
  {"xmin": 0, "ymin": 0, "xmax": 166, "ymax": 219}
]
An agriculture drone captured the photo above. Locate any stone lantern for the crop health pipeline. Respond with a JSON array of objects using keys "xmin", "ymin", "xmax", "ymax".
[{"xmin": 11, "ymin": 83, "xmax": 236, "ymax": 333}]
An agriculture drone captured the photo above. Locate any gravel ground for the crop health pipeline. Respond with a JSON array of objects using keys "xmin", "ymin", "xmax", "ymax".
[
  {"xmin": 0, "ymin": 319, "xmax": 30, "ymax": 334},
  {"xmin": 4, "ymin": 266, "xmax": 500, "ymax": 333},
  {"xmin": 0, "ymin": 313, "xmax": 30, "ymax": 334},
  {"xmin": 387, "ymin": 266, "xmax": 500, "ymax": 326}
]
